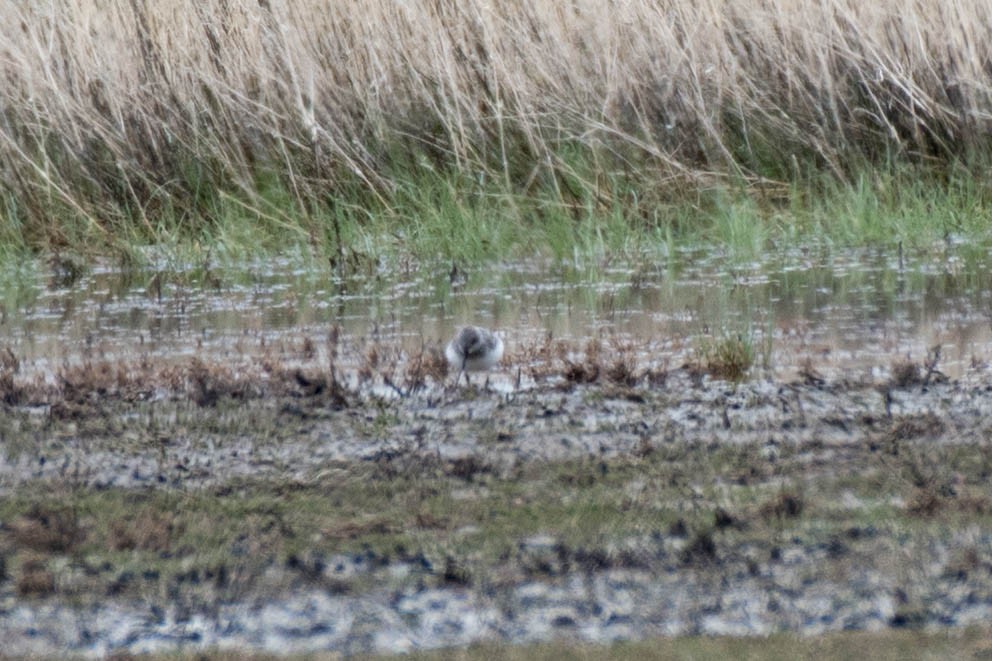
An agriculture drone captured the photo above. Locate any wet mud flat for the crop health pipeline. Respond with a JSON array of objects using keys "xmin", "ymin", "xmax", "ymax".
[{"xmin": 1, "ymin": 343, "xmax": 991, "ymax": 657}]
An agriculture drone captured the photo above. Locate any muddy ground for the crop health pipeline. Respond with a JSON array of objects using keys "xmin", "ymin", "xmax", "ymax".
[{"xmin": 0, "ymin": 338, "xmax": 991, "ymax": 657}]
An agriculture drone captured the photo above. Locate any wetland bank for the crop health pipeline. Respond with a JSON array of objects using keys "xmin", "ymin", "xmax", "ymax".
[{"xmin": 2, "ymin": 0, "xmax": 992, "ymax": 657}]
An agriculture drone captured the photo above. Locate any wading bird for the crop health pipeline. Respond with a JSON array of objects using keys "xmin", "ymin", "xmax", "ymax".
[{"xmin": 445, "ymin": 326, "xmax": 504, "ymax": 386}]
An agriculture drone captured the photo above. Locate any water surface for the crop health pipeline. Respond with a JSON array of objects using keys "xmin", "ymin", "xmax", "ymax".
[{"xmin": 3, "ymin": 243, "xmax": 991, "ymax": 381}]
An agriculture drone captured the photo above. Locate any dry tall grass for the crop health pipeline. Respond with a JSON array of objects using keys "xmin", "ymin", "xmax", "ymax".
[{"xmin": 1, "ymin": 1, "xmax": 990, "ymax": 243}]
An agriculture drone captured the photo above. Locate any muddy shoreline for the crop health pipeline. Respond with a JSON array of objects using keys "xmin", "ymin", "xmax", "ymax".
[{"xmin": 1, "ymin": 348, "xmax": 991, "ymax": 657}]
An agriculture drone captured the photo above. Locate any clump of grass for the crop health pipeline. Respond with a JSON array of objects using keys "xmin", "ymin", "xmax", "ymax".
[
  {"xmin": 9, "ymin": 505, "xmax": 85, "ymax": 554},
  {"xmin": 16, "ymin": 554, "xmax": 55, "ymax": 597},
  {"xmin": 943, "ymin": 547, "xmax": 992, "ymax": 581},
  {"xmin": 798, "ymin": 357, "xmax": 826, "ymax": 386},
  {"xmin": 887, "ymin": 413, "xmax": 946, "ymax": 443},
  {"xmin": 681, "ymin": 529, "xmax": 719, "ymax": 566},
  {"xmin": 562, "ymin": 338, "xmax": 604, "ymax": 385},
  {"xmin": 889, "ymin": 346, "xmax": 948, "ymax": 389},
  {"xmin": 605, "ymin": 343, "xmax": 639, "ymax": 387},
  {"xmin": 759, "ymin": 490, "xmax": 805, "ymax": 521},
  {"xmin": 0, "ymin": 345, "xmax": 23, "ymax": 405},
  {"xmin": 559, "ymin": 337, "xmax": 643, "ymax": 387},
  {"xmin": 108, "ymin": 508, "xmax": 181, "ymax": 553},
  {"xmin": 905, "ymin": 484, "xmax": 992, "ymax": 518},
  {"xmin": 697, "ymin": 333, "xmax": 755, "ymax": 382},
  {"xmin": 890, "ymin": 358, "xmax": 923, "ymax": 388}
]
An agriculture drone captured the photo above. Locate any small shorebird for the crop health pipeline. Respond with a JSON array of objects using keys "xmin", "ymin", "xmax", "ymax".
[{"xmin": 445, "ymin": 326, "xmax": 504, "ymax": 386}]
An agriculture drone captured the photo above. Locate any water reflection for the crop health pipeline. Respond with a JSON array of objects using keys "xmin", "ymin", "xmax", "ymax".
[{"xmin": 2, "ymin": 246, "xmax": 991, "ymax": 380}]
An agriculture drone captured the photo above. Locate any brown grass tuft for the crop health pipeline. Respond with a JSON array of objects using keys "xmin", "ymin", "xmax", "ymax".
[
  {"xmin": 605, "ymin": 360, "xmax": 638, "ymax": 387},
  {"xmin": 188, "ymin": 357, "xmax": 238, "ymax": 406},
  {"xmin": 300, "ymin": 337, "xmax": 317, "ymax": 361},
  {"xmin": 359, "ymin": 341, "xmax": 404, "ymax": 388},
  {"xmin": 402, "ymin": 346, "xmax": 449, "ymax": 392},
  {"xmin": 0, "ymin": 353, "xmax": 25, "ymax": 405},
  {"xmin": 445, "ymin": 455, "xmax": 494, "ymax": 482},
  {"xmin": 59, "ymin": 361, "xmax": 129, "ymax": 403},
  {"xmin": 906, "ymin": 486, "xmax": 944, "ymax": 517},
  {"xmin": 943, "ymin": 546, "xmax": 990, "ymax": 580},
  {"xmin": 798, "ymin": 358, "xmax": 826, "ymax": 386},
  {"xmin": 890, "ymin": 359, "xmax": 923, "ymax": 388},
  {"xmin": 10, "ymin": 505, "xmax": 85, "ymax": 554},
  {"xmin": 562, "ymin": 338, "xmax": 612, "ymax": 385},
  {"xmin": 0, "ymin": 346, "xmax": 18, "ymax": 374},
  {"xmin": 16, "ymin": 554, "xmax": 55, "ymax": 597},
  {"xmin": 0, "ymin": 345, "xmax": 22, "ymax": 404},
  {"xmin": 108, "ymin": 508, "xmax": 180, "ymax": 553},
  {"xmin": 759, "ymin": 490, "xmax": 805, "ymax": 521},
  {"xmin": 607, "ymin": 337, "xmax": 644, "ymax": 385},
  {"xmin": 888, "ymin": 413, "xmax": 945, "ymax": 442},
  {"xmin": 278, "ymin": 368, "xmax": 350, "ymax": 409},
  {"xmin": 563, "ymin": 359, "xmax": 600, "ymax": 385},
  {"xmin": 681, "ymin": 530, "xmax": 718, "ymax": 565},
  {"xmin": 908, "ymin": 484, "xmax": 992, "ymax": 518},
  {"xmin": 414, "ymin": 512, "xmax": 450, "ymax": 530},
  {"xmin": 321, "ymin": 518, "xmax": 400, "ymax": 540}
]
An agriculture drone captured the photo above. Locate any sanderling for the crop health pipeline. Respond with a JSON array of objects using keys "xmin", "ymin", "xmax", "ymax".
[{"xmin": 445, "ymin": 325, "xmax": 504, "ymax": 386}]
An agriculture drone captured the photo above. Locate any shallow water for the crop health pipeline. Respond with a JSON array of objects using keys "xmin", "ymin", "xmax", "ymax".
[{"xmin": 2, "ymin": 243, "xmax": 992, "ymax": 380}]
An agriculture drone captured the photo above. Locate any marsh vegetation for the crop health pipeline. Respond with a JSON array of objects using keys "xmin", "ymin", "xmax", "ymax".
[{"xmin": 1, "ymin": 1, "xmax": 991, "ymax": 264}]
